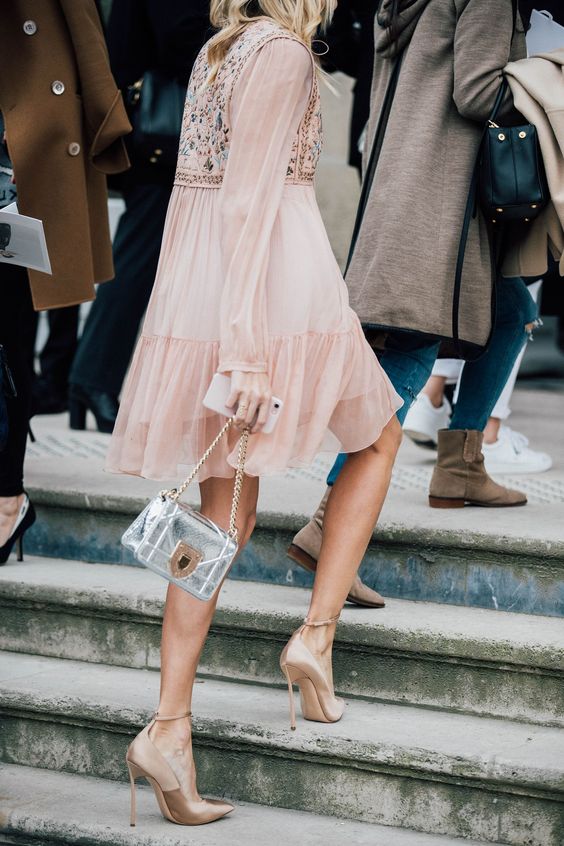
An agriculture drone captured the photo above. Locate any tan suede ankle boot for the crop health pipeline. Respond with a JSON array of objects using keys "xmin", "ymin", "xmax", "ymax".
[
  {"xmin": 288, "ymin": 488, "xmax": 386, "ymax": 608},
  {"xmin": 429, "ymin": 429, "xmax": 527, "ymax": 508}
]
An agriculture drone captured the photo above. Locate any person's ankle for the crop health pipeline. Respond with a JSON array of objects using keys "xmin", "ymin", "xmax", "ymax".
[
  {"xmin": 301, "ymin": 623, "xmax": 335, "ymax": 656},
  {"xmin": 422, "ymin": 376, "xmax": 447, "ymax": 409},
  {"xmin": 483, "ymin": 417, "xmax": 501, "ymax": 445},
  {"xmin": 0, "ymin": 494, "xmax": 24, "ymax": 516},
  {"xmin": 150, "ymin": 715, "xmax": 191, "ymax": 744}
]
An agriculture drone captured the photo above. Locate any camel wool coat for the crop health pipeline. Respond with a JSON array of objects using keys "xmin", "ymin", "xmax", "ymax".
[
  {"xmin": 0, "ymin": 0, "xmax": 131, "ymax": 310},
  {"xmin": 346, "ymin": 0, "xmax": 526, "ymax": 358}
]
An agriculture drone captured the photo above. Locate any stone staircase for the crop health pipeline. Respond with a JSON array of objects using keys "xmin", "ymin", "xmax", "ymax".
[
  {"xmin": 0, "ymin": 765, "xmax": 488, "ymax": 846},
  {"xmin": 22, "ymin": 481, "xmax": 564, "ymax": 616},
  {"xmin": 0, "ymin": 520, "xmax": 563, "ymax": 846},
  {"xmin": 1, "ymin": 560, "xmax": 563, "ymax": 725}
]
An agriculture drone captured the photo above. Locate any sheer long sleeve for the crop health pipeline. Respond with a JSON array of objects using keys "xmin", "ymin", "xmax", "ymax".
[{"xmin": 217, "ymin": 40, "xmax": 313, "ymax": 374}]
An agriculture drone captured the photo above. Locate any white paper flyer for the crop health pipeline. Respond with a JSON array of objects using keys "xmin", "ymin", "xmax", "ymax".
[{"xmin": 0, "ymin": 203, "xmax": 52, "ymax": 275}]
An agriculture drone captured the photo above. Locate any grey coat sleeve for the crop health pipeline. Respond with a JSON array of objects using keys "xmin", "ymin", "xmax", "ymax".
[{"xmin": 452, "ymin": 0, "xmax": 516, "ymax": 123}]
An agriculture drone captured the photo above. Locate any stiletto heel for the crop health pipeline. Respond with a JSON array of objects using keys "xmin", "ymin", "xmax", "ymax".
[
  {"xmin": 128, "ymin": 762, "xmax": 139, "ymax": 826},
  {"xmin": 16, "ymin": 535, "xmax": 23, "ymax": 562},
  {"xmin": 284, "ymin": 668, "xmax": 298, "ymax": 731},
  {"xmin": 280, "ymin": 614, "xmax": 344, "ymax": 729},
  {"xmin": 125, "ymin": 711, "xmax": 233, "ymax": 826},
  {"xmin": 69, "ymin": 397, "xmax": 87, "ymax": 431}
]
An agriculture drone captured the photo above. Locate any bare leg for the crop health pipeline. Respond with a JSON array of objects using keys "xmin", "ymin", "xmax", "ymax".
[
  {"xmin": 301, "ymin": 417, "xmax": 402, "ymax": 677},
  {"xmin": 422, "ymin": 375, "xmax": 447, "ymax": 409},
  {"xmin": 149, "ymin": 472, "xmax": 259, "ymax": 794}
]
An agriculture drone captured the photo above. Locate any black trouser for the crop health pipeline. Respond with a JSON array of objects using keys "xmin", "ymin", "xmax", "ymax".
[
  {"xmin": 0, "ymin": 265, "xmax": 34, "ymax": 496},
  {"xmin": 27, "ymin": 305, "xmax": 80, "ymax": 393},
  {"xmin": 70, "ymin": 180, "xmax": 172, "ymax": 396}
]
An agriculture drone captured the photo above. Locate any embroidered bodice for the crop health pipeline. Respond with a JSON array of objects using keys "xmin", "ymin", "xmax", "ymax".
[{"xmin": 174, "ymin": 21, "xmax": 322, "ymax": 188}]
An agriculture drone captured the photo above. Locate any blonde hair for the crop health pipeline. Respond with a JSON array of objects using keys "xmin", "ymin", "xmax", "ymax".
[{"xmin": 207, "ymin": 0, "xmax": 336, "ymax": 83}]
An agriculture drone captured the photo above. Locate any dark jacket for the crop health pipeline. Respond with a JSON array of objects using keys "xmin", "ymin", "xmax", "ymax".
[
  {"xmin": 107, "ymin": 0, "xmax": 212, "ymax": 89},
  {"xmin": 107, "ymin": 0, "xmax": 212, "ymax": 185},
  {"xmin": 324, "ymin": 1, "xmax": 375, "ymax": 171}
]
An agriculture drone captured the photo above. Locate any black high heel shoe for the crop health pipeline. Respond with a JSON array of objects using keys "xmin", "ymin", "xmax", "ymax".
[
  {"xmin": 69, "ymin": 384, "xmax": 119, "ymax": 434},
  {"xmin": 0, "ymin": 495, "xmax": 36, "ymax": 565},
  {"xmin": 31, "ymin": 376, "xmax": 69, "ymax": 416}
]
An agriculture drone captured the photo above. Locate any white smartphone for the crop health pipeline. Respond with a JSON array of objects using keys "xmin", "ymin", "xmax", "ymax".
[{"xmin": 203, "ymin": 373, "xmax": 283, "ymax": 434}]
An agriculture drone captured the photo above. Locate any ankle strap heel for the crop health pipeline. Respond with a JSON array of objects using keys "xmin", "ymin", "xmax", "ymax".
[
  {"xmin": 280, "ymin": 613, "xmax": 344, "ymax": 731},
  {"xmin": 152, "ymin": 711, "xmax": 192, "ymax": 721},
  {"xmin": 303, "ymin": 614, "xmax": 340, "ymax": 627},
  {"xmin": 126, "ymin": 709, "xmax": 233, "ymax": 826}
]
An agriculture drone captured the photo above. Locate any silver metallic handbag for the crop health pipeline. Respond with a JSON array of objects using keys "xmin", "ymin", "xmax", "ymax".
[{"xmin": 122, "ymin": 419, "xmax": 249, "ymax": 601}]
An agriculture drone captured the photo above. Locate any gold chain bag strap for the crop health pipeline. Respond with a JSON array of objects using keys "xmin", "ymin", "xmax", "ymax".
[{"xmin": 122, "ymin": 419, "xmax": 250, "ymax": 601}]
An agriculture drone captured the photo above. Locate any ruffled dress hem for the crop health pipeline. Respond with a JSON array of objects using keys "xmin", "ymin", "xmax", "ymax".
[{"xmin": 106, "ymin": 321, "xmax": 403, "ymax": 483}]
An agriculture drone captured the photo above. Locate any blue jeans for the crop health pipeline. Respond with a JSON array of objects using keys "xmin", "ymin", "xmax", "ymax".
[{"xmin": 327, "ymin": 277, "xmax": 538, "ymax": 485}]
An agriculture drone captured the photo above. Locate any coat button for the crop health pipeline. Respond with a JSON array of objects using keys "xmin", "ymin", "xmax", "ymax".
[
  {"xmin": 23, "ymin": 20, "xmax": 37, "ymax": 35},
  {"xmin": 67, "ymin": 143, "xmax": 81, "ymax": 157},
  {"xmin": 51, "ymin": 81, "xmax": 65, "ymax": 96}
]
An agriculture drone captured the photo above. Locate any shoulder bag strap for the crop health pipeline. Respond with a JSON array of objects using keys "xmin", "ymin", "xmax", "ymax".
[
  {"xmin": 164, "ymin": 418, "xmax": 250, "ymax": 541},
  {"xmin": 451, "ymin": 0, "xmax": 516, "ymax": 354},
  {"xmin": 451, "ymin": 72, "xmax": 509, "ymax": 355},
  {"xmin": 452, "ymin": 165, "xmax": 479, "ymax": 352},
  {"xmin": 511, "ymin": 0, "xmax": 518, "ymax": 33},
  {"xmin": 344, "ymin": 51, "xmax": 404, "ymax": 276}
]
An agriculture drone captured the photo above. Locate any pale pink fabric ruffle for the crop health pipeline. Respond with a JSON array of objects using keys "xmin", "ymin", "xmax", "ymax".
[
  {"xmin": 106, "ymin": 41, "xmax": 404, "ymax": 484},
  {"xmin": 106, "ymin": 320, "xmax": 402, "ymax": 482}
]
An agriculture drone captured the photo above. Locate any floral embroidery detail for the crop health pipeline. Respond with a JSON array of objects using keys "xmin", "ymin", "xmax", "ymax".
[
  {"xmin": 286, "ymin": 73, "xmax": 322, "ymax": 185},
  {"xmin": 174, "ymin": 21, "xmax": 322, "ymax": 189}
]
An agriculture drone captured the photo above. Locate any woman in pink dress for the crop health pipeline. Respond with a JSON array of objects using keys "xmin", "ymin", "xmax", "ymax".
[{"xmin": 107, "ymin": 0, "xmax": 403, "ymax": 827}]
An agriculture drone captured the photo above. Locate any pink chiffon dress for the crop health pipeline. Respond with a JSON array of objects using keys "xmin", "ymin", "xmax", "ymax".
[{"xmin": 106, "ymin": 20, "xmax": 403, "ymax": 483}]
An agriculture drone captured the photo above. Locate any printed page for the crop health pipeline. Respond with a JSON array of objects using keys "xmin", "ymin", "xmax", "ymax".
[{"xmin": 0, "ymin": 203, "xmax": 52, "ymax": 274}]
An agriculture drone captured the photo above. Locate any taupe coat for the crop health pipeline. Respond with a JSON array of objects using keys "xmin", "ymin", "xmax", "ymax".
[
  {"xmin": 0, "ymin": 0, "xmax": 131, "ymax": 310},
  {"xmin": 347, "ymin": 0, "xmax": 526, "ymax": 358}
]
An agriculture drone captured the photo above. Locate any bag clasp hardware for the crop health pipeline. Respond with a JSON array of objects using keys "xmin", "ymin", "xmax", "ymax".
[{"xmin": 169, "ymin": 541, "xmax": 203, "ymax": 579}]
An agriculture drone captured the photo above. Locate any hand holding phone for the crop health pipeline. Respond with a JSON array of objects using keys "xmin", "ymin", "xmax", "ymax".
[{"xmin": 203, "ymin": 373, "xmax": 283, "ymax": 434}]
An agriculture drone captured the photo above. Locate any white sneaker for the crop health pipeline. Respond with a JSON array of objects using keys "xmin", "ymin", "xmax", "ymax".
[
  {"xmin": 482, "ymin": 426, "xmax": 553, "ymax": 474},
  {"xmin": 403, "ymin": 394, "xmax": 452, "ymax": 450}
]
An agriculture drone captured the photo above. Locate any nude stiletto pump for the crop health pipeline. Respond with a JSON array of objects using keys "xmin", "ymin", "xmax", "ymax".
[
  {"xmin": 126, "ymin": 711, "xmax": 234, "ymax": 826},
  {"xmin": 279, "ymin": 614, "xmax": 345, "ymax": 730}
]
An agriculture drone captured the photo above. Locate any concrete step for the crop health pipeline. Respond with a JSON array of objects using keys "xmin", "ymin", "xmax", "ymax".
[
  {"xmin": 1, "ymin": 652, "xmax": 563, "ymax": 845},
  {"xmin": 1, "ymin": 558, "xmax": 563, "ymax": 727},
  {"xmin": 19, "ymin": 474, "xmax": 564, "ymax": 617},
  {"xmin": 0, "ymin": 764, "xmax": 487, "ymax": 846}
]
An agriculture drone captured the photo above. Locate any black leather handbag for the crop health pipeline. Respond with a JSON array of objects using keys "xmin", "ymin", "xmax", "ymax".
[
  {"xmin": 453, "ymin": 73, "xmax": 550, "ymax": 357},
  {"xmin": 126, "ymin": 70, "xmax": 187, "ymax": 169},
  {"xmin": 479, "ymin": 78, "xmax": 549, "ymax": 224}
]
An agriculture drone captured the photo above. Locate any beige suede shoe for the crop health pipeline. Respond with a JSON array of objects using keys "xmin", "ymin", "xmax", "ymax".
[
  {"xmin": 429, "ymin": 429, "xmax": 527, "ymax": 508},
  {"xmin": 288, "ymin": 488, "xmax": 386, "ymax": 609}
]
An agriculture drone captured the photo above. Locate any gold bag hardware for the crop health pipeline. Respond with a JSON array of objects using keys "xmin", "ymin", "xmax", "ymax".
[{"xmin": 169, "ymin": 542, "xmax": 203, "ymax": 578}]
